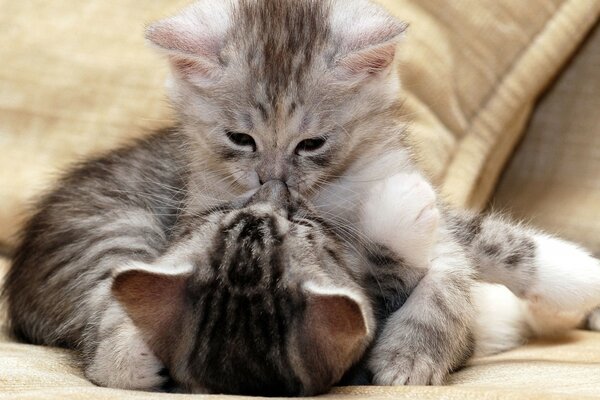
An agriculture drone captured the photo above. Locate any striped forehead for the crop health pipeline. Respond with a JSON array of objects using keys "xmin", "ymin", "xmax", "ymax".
[{"xmin": 232, "ymin": 0, "xmax": 331, "ymax": 108}]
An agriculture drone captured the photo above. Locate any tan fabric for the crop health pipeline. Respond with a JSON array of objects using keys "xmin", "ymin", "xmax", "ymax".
[
  {"xmin": 3, "ymin": 252, "xmax": 600, "ymax": 399},
  {"xmin": 493, "ymin": 23, "xmax": 600, "ymax": 254},
  {"xmin": 0, "ymin": 0, "xmax": 188, "ymax": 253},
  {"xmin": 1, "ymin": 0, "xmax": 599, "ymax": 251}
]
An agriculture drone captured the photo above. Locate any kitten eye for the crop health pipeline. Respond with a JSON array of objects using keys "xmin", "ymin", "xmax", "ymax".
[
  {"xmin": 295, "ymin": 137, "xmax": 327, "ymax": 154},
  {"xmin": 226, "ymin": 132, "xmax": 256, "ymax": 152}
]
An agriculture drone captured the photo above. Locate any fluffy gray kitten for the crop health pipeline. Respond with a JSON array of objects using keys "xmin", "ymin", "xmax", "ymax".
[
  {"xmin": 5, "ymin": 144, "xmax": 599, "ymax": 395},
  {"xmin": 4, "ymin": 0, "xmax": 600, "ymax": 394}
]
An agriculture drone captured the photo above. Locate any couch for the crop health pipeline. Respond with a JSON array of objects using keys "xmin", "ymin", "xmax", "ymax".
[{"xmin": 1, "ymin": 0, "xmax": 599, "ymax": 398}]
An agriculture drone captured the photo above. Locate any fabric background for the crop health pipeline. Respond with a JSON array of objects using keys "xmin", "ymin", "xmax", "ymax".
[{"xmin": 493, "ymin": 23, "xmax": 600, "ymax": 255}]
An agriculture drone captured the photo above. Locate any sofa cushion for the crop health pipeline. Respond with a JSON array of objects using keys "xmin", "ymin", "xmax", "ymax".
[
  {"xmin": 493, "ymin": 23, "xmax": 600, "ymax": 255},
  {"xmin": 1, "ymin": 0, "xmax": 599, "ymax": 252},
  {"xmin": 378, "ymin": 0, "xmax": 600, "ymax": 209}
]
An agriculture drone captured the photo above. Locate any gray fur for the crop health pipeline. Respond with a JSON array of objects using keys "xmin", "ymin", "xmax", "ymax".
[
  {"xmin": 447, "ymin": 210, "xmax": 538, "ymax": 297},
  {"xmin": 5, "ymin": 0, "xmax": 599, "ymax": 396}
]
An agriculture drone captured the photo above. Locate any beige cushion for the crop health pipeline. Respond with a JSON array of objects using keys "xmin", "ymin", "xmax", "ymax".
[
  {"xmin": 493, "ymin": 23, "xmax": 600, "ymax": 254},
  {"xmin": 380, "ymin": 0, "xmax": 600, "ymax": 209},
  {"xmin": 1, "ymin": 0, "xmax": 599, "ymax": 251}
]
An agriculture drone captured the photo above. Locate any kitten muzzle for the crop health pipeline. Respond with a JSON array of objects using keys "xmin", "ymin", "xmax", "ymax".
[{"xmin": 248, "ymin": 180, "xmax": 291, "ymax": 211}]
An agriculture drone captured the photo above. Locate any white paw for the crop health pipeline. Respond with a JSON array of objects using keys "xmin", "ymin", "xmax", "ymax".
[
  {"xmin": 371, "ymin": 354, "xmax": 446, "ymax": 386},
  {"xmin": 361, "ymin": 173, "xmax": 439, "ymax": 267},
  {"xmin": 86, "ymin": 327, "xmax": 167, "ymax": 390},
  {"xmin": 529, "ymin": 235, "xmax": 600, "ymax": 311}
]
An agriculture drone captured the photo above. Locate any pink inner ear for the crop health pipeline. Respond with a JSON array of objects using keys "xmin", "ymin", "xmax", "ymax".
[
  {"xmin": 349, "ymin": 21, "xmax": 407, "ymax": 52},
  {"xmin": 170, "ymin": 55, "xmax": 222, "ymax": 83},
  {"xmin": 112, "ymin": 270, "xmax": 187, "ymax": 342},
  {"xmin": 305, "ymin": 292, "xmax": 368, "ymax": 361},
  {"xmin": 310, "ymin": 294, "xmax": 367, "ymax": 338},
  {"xmin": 146, "ymin": 21, "xmax": 220, "ymax": 60},
  {"xmin": 146, "ymin": 19, "xmax": 224, "ymax": 84},
  {"xmin": 335, "ymin": 42, "xmax": 397, "ymax": 80},
  {"xmin": 299, "ymin": 291, "xmax": 369, "ymax": 385}
]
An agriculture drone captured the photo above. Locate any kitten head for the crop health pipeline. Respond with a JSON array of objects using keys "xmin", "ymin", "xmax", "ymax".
[
  {"xmin": 147, "ymin": 0, "xmax": 406, "ymax": 198},
  {"xmin": 112, "ymin": 181, "xmax": 375, "ymax": 395}
]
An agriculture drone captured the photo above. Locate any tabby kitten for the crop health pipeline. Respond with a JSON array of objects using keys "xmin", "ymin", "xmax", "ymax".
[
  {"xmin": 103, "ymin": 181, "xmax": 376, "ymax": 396},
  {"xmin": 5, "ymin": 0, "xmax": 600, "ymax": 393},
  {"xmin": 107, "ymin": 174, "xmax": 600, "ymax": 393}
]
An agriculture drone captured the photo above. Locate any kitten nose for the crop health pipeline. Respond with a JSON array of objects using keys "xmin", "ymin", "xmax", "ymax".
[{"xmin": 250, "ymin": 180, "xmax": 290, "ymax": 210}]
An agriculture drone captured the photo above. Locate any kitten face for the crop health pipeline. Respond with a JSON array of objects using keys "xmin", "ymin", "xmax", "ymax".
[
  {"xmin": 147, "ymin": 0, "xmax": 406, "ymax": 198},
  {"xmin": 113, "ymin": 181, "xmax": 374, "ymax": 396}
]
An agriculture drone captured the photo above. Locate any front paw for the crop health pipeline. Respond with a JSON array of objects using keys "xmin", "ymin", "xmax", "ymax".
[
  {"xmin": 369, "ymin": 332, "xmax": 448, "ymax": 386},
  {"xmin": 370, "ymin": 352, "xmax": 445, "ymax": 386},
  {"xmin": 86, "ymin": 353, "xmax": 168, "ymax": 391},
  {"xmin": 86, "ymin": 327, "xmax": 168, "ymax": 390},
  {"xmin": 361, "ymin": 173, "xmax": 439, "ymax": 267},
  {"xmin": 367, "ymin": 316, "xmax": 471, "ymax": 386}
]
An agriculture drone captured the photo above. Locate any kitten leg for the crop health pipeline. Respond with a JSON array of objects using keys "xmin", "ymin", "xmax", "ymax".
[
  {"xmin": 361, "ymin": 173, "xmax": 474, "ymax": 385},
  {"xmin": 84, "ymin": 300, "xmax": 167, "ymax": 391},
  {"xmin": 471, "ymin": 281, "xmax": 594, "ymax": 357},
  {"xmin": 448, "ymin": 211, "xmax": 600, "ymax": 334},
  {"xmin": 367, "ymin": 235, "xmax": 475, "ymax": 385}
]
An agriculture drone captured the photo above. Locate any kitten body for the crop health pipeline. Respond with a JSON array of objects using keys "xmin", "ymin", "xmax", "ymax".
[
  {"xmin": 360, "ymin": 173, "xmax": 600, "ymax": 385},
  {"xmin": 6, "ymin": 134, "xmax": 600, "ymax": 394},
  {"xmin": 4, "ymin": 0, "xmax": 600, "ymax": 394}
]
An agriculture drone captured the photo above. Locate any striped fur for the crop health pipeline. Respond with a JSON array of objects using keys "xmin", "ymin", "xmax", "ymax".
[
  {"xmin": 5, "ymin": 0, "xmax": 600, "ymax": 396},
  {"xmin": 358, "ymin": 173, "xmax": 600, "ymax": 385}
]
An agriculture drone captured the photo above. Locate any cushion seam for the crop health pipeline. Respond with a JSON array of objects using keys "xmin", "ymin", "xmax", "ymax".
[{"xmin": 441, "ymin": 0, "xmax": 600, "ymax": 207}]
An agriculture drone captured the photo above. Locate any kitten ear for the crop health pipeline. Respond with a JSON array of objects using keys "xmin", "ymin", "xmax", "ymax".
[
  {"xmin": 112, "ymin": 265, "xmax": 191, "ymax": 357},
  {"xmin": 300, "ymin": 282, "xmax": 372, "ymax": 381},
  {"xmin": 145, "ymin": 3, "xmax": 230, "ymax": 85},
  {"xmin": 331, "ymin": 2, "xmax": 407, "ymax": 81},
  {"xmin": 335, "ymin": 41, "xmax": 401, "ymax": 81}
]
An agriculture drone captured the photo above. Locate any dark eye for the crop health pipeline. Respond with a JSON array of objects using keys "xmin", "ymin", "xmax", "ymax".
[
  {"xmin": 226, "ymin": 132, "xmax": 256, "ymax": 152},
  {"xmin": 295, "ymin": 137, "xmax": 327, "ymax": 154}
]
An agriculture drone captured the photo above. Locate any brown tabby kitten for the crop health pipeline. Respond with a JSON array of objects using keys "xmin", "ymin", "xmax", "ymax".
[{"xmin": 109, "ymin": 180, "xmax": 377, "ymax": 395}]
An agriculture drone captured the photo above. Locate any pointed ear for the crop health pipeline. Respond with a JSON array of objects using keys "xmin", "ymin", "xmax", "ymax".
[
  {"xmin": 335, "ymin": 41, "xmax": 400, "ymax": 81},
  {"xmin": 331, "ymin": 2, "xmax": 407, "ymax": 82},
  {"xmin": 300, "ymin": 282, "xmax": 372, "ymax": 383},
  {"xmin": 112, "ymin": 266, "xmax": 190, "ymax": 356},
  {"xmin": 145, "ymin": 3, "xmax": 230, "ymax": 85}
]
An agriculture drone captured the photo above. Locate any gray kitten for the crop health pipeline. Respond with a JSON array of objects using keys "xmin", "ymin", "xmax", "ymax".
[
  {"xmin": 5, "ymin": 142, "xmax": 371, "ymax": 394},
  {"xmin": 6, "ymin": 136, "xmax": 600, "ymax": 395},
  {"xmin": 110, "ymin": 181, "xmax": 377, "ymax": 395},
  {"xmin": 5, "ymin": 0, "xmax": 600, "ymax": 393}
]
